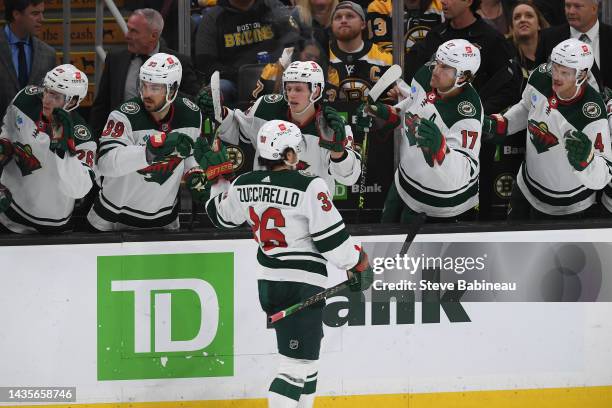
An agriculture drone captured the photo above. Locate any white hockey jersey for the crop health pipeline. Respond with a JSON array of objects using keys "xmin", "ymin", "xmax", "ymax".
[
  {"xmin": 88, "ymin": 97, "xmax": 202, "ymax": 231},
  {"xmin": 206, "ymin": 170, "xmax": 361, "ymax": 288},
  {"xmin": 0, "ymin": 86, "xmax": 96, "ymax": 233},
  {"xmin": 217, "ymin": 94, "xmax": 361, "ymax": 193},
  {"xmin": 504, "ymin": 64, "xmax": 612, "ymax": 215},
  {"xmin": 393, "ymin": 66, "xmax": 482, "ymax": 217}
]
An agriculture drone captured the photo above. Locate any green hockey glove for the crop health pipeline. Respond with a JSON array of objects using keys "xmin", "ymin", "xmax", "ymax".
[
  {"xmin": 183, "ymin": 167, "xmax": 212, "ymax": 204},
  {"xmin": 565, "ymin": 130, "xmax": 594, "ymax": 171},
  {"xmin": 193, "ymin": 136, "xmax": 234, "ymax": 180},
  {"xmin": 49, "ymin": 108, "xmax": 76, "ymax": 158},
  {"xmin": 318, "ymin": 106, "xmax": 347, "ymax": 152},
  {"xmin": 347, "ymin": 249, "xmax": 374, "ymax": 292},
  {"xmin": 354, "ymin": 103, "xmax": 373, "ymax": 133},
  {"xmin": 146, "ymin": 131, "xmax": 194, "ymax": 164},
  {"xmin": 416, "ymin": 118, "xmax": 447, "ymax": 167},
  {"xmin": 403, "ymin": 112, "xmax": 421, "ymax": 146},
  {"xmin": 0, "ymin": 138, "xmax": 14, "ymax": 167},
  {"xmin": 482, "ymin": 114, "xmax": 508, "ymax": 144}
]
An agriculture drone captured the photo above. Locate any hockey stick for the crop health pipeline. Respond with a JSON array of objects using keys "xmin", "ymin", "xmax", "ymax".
[
  {"xmin": 268, "ymin": 211, "xmax": 426, "ymax": 324},
  {"xmin": 356, "ymin": 64, "xmax": 402, "ymax": 222}
]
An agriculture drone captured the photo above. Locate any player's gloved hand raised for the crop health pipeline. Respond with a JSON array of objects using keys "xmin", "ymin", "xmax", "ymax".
[
  {"xmin": 404, "ymin": 112, "xmax": 421, "ymax": 146},
  {"xmin": 565, "ymin": 130, "xmax": 594, "ymax": 171},
  {"xmin": 318, "ymin": 106, "xmax": 347, "ymax": 153},
  {"xmin": 416, "ymin": 118, "xmax": 447, "ymax": 167},
  {"xmin": 0, "ymin": 183, "xmax": 11, "ymax": 214},
  {"xmin": 355, "ymin": 101, "xmax": 400, "ymax": 134},
  {"xmin": 146, "ymin": 131, "xmax": 194, "ymax": 164},
  {"xmin": 183, "ymin": 167, "xmax": 211, "ymax": 204},
  {"xmin": 482, "ymin": 114, "xmax": 508, "ymax": 144},
  {"xmin": 347, "ymin": 249, "xmax": 374, "ymax": 292},
  {"xmin": 193, "ymin": 136, "xmax": 233, "ymax": 180},
  {"xmin": 0, "ymin": 138, "xmax": 14, "ymax": 167},
  {"xmin": 49, "ymin": 108, "xmax": 76, "ymax": 158},
  {"xmin": 196, "ymin": 87, "xmax": 224, "ymax": 123},
  {"xmin": 354, "ymin": 103, "xmax": 373, "ymax": 133}
]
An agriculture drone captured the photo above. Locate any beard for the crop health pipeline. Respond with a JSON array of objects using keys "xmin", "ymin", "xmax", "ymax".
[{"xmin": 333, "ymin": 26, "xmax": 362, "ymax": 42}]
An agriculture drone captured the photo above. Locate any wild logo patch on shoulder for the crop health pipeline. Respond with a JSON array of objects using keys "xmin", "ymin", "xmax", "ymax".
[
  {"xmin": 458, "ymin": 101, "xmax": 476, "ymax": 117},
  {"xmin": 120, "ymin": 101, "xmax": 141, "ymax": 115},
  {"xmin": 24, "ymin": 85, "xmax": 42, "ymax": 95},
  {"xmin": 263, "ymin": 94, "xmax": 283, "ymax": 103},
  {"xmin": 183, "ymin": 97, "xmax": 199, "ymax": 111},
  {"xmin": 73, "ymin": 124, "xmax": 91, "ymax": 141},
  {"xmin": 582, "ymin": 102, "xmax": 601, "ymax": 119},
  {"xmin": 538, "ymin": 64, "xmax": 548, "ymax": 73}
]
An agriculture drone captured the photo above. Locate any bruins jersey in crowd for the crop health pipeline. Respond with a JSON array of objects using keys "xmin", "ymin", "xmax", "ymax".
[
  {"xmin": 367, "ymin": 0, "xmax": 444, "ymax": 54},
  {"xmin": 0, "ymin": 86, "xmax": 96, "ymax": 233},
  {"xmin": 326, "ymin": 41, "xmax": 392, "ymax": 103}
]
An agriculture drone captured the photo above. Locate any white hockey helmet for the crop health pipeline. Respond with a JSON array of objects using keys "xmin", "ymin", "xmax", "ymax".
[
  {"xmin": 43, "ymin": 64, "xmax": 88, "ymax": 111},
  {"xmin": 257, "ymin": 120, "xmax": 304, "ymax": 166},
  {"xmin": 434, "ymin": 39, "xmax": 481, "ymax": 88},
  {"xmin": 282, "ymin": 61, "xmax": 325, "ymax": 104},
  {"xmin": 139, "ymin": 53, "xmax": 182, "ymax": 112},
  {"xmin": 550, "ymin": 38, "xmax": 593, "ymax": 87}
]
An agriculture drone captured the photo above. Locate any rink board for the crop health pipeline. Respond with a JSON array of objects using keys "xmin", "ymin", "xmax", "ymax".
[{"xmin": 0, "ymin": 229, "xmax": 611, "ymax": 407}]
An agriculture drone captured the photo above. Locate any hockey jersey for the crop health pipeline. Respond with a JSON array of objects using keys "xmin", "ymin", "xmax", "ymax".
[
  {"xmin": 394, "ymin": 66, "xmax": 482, "ymax": 217},
  {"xmin": 366, "ymin": 0, "xmax": 444, "ymax": 54},
  {"xmin": 218, "ymin": 94, "xmax": 361, "ymax": 192},
  {"xmin": 0, "ymin": 86, "xmax": 96, "ymax": 233},
  {"xmin": 88, "ymin": 97, "xmax": 202, "ymax": 230},
  {"xmin": 504, "ymin": 64, "xmax": 612, "ymax": 215},
  {"xmin": 603, "ymin": 100, "xmax": 612, "ymax": 213},
  {"xmin": 326, "ymin": 41, "xmax": 392, "ymax": 103},
  {"xmin": 206, "ymin": 169, "xmax": 361, "ymax": 287}
]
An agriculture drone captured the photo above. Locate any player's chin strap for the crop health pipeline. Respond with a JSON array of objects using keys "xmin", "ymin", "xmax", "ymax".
[
  {"xmin": 557, "ymin": 70, "xmax": 589, "ymax": 102},
  {"xmin": 285, "ymin": 85, "xmax": 322, "ymax": 116},
  {"xmin": 437, "ymin": 76, "xmax": 468, "ymax": 96}
]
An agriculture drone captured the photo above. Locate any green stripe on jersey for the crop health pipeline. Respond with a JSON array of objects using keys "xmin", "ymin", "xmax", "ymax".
[
  {"xmin": 205, "ymin": 194, "xmax": 240, "ymax": 229},
  {"xmin": 258, "ymin": 249, "xmax": 328, "ymax": 276},
  {"xmin": 398, "ymin": 167, "xmax": 478, "ymax": 208},
  {"xmin": 311, "ymin": 220, "xmax": 343, "ymax": 238},
  {"xmin": 312, "ymin": 226, "xmax": 350, "ymax": 253},
  {"xmin": 521, "ymin": 165, "xmax": 594, "ymax": 206},
  {"xmin": 233, "ymin": 170, "xmax": 317, "ymax": 192},
  {"xmin": 269, "ymin": 377, "xmax": 303, "ymax": 401}
]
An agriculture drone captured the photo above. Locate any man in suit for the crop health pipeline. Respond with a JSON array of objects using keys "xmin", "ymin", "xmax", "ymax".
[
  {"xmin": 89, "ymin": 8, "xmax": 200, "ymax": 139},
  {"xmin": 536, "ymin": 0, "xmax": 611, "ymax": 92},
  {"xmin": 0, "ymin": 0, "xmax": 56, "ymax": 120}
]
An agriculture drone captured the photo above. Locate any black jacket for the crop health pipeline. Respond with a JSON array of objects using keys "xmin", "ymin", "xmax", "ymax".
[
  {"xmin": 535, "ymin": 22, "xmax": 612, "ymax": 92},
  {"xmin": 194, "ymin": 0, "xmax": 300, "ymax": 84},
  {"xmin": 89, "ymin": 45, "xmax": 199, "ymax": 139},
  {"xmin": 404, "ymin": 16, "xmax": 522, "ymax": 115}
]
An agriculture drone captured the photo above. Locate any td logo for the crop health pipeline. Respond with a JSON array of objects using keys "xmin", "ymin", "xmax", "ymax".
[{"xmin": 97, "ymin": 253, "xmax": 233, "ymax": 380}]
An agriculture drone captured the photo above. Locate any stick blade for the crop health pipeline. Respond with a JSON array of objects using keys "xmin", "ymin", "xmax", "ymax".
[
  {"xmin": 210, "ymin": 71, "xmax": 222, "ymax": 124},
  {"xmin": 368, "ymin": 64, "xmax": 403, "ymax": 103}
]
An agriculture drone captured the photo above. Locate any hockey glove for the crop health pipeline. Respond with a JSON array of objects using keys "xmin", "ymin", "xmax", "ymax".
[
  {"xmin": 404, "ymin": 112, "xmax": 421, "ymax": 146},
  {"xmin": 49, "ymin": 108, "xmax": 76, "ymax": 158},
  {"xmin": 482, "ymin": 114, "xmax": 508, "ymax": 144},
  {"xmin": 565, "ymin": 130, "xmax": 594, "ymax": 171},
  {"xmin": 193, "ymin": 136, "xmax": 233, "ymax": 180},
  {"xmin": 318, "ymin": 106, "xmax": 347, "ymax": 153},
  {"xmin": 0, "ymin": 138, "xmax": 14, "ymax": 168},
  {"xmin": 354, "ymin": 103, "xmax": 373, "ymax": 133},
  {"xmin": 146, "ymin": 131, "xmax": 194, "ymax": 164},
  {"xmin": 368, "ymin": 101, "xmax": 401, "ymax": 134},
  {"xmin": 0, "ymin": 183, "xmax": 11, "ymax": 214},
  {"xmin": 416, "ymin": 118, "xmax": 447, "ymax": 167},
  {"xmin": 183, "ymin": 167, "xmax": 211, "ymax": 204},
  {"xmin": 196, "ymin": 87, "xmax": 225, "ymax": 123},
  {"xmin": 347, "ymin": 249, "xmax": 374, "ymax": 292}
]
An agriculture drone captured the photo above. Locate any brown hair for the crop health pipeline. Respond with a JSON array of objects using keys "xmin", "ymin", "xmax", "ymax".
[{"xmin": 509, "ymin": 0, "xmax": 550, "ymax": 63}]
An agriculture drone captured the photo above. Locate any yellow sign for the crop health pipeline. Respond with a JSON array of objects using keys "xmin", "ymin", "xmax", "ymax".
[
  {"xmin": 56, "ymin": 52, "xmax": 96, "ymax": 75},
  {"xmin": 0, "ymin": 0, "xmax": 125, "ymax": 11},
  {"xmin": 41, "ymin": 19, "xmax": 125, "ymax": 46}
]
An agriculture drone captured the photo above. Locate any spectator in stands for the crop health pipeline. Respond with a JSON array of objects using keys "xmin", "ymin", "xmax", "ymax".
[
  {"xmin": 125, "ymin": 0, "xmax": 181, "ymax": 51},
  {"xmin": 404, "ymin": 0, "xmax": 522, "ymax": 220},
  {"xmin": 89, "ymin": 8, "xmax": 199, "ymax": 139},
  {"xmin": 253, "ymin": 38, "xmax": 328, "ymax": 99},
  {"xmin": 295, "ymin": 0, "xmax": 338, "ymax": 51},
  {"xmin": 0, "ymin": 0, "xmax": 55, "ymax": 119},
  {"xmin": 194, "ymin": 0, "xmax": 301, "ymax": 107},
  {"xmin": 534, "ymin": 0, "xmax": 566, "ymax": 26},
  {"xmin": 536, "ymin": 0, "xmax": 611, "ymax": 93},
  {"xmin": 508, "ymin": 0, "xmax": 549, "ymax": 86},
  {"xmin": 477, "ymin": 0, "xmax": 512, "ymax": 34},
  {"xmin": 367, "ymin": 0, "xmax": 444, "ymax": 55},
  {"xmin": 326, "ymin": 1, "xmax": 392, "ymax": 103}
]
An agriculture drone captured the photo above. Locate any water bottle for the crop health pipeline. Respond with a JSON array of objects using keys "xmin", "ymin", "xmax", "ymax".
[{"xmin": 257, "ymin": 51, "xmax": 271, "ymax": 64}]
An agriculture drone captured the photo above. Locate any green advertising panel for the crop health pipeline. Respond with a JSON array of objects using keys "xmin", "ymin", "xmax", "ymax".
[{"xmin": 97, "ymin": 253, "xmax": 234, "ymax": 380}]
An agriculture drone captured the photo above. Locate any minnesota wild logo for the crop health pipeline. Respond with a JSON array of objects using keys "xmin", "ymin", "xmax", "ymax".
[
  {"xmin": 13, "ymin": 142, "xmax": 42, "ymax": 176},
  {"xmin": 137, "ymin": 156, "xmax": 183, "ymax": 184},
  {"xmin": 527, "ymin": 120, "xmax": 558, "ymax": 153}
]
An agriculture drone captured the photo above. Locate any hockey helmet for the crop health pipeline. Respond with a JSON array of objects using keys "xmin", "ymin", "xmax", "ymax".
[
  {"xmin": 43, "ymin": 64, "xmax": 88, "ymax": 112},
  {"xmin": 257, "ymin": 120, "xmax": 305, "ymax": 166},
  {"xmin": 434, "ymin": 39, "xmax": 481, "ymax": 88},
  {"xmin": 139, "ymin": 53, "xmax": 182, "ymax": 112},
  {"xmin": 282, "ymin": 61, "xmax": 325, "ymax": 104},
  {"xmin": 550, "ymin": 38, "xmax": 593, "ymax": 87}
]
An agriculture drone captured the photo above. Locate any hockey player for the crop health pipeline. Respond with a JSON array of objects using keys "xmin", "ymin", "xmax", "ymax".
[
  {"xmin": 357, "ymin": 39, "xmax": 483, "ymax": 223},
  {"xmin": 87, "ymin": 53, "xmax": 202, "ymax": 231},
  {"xmin": 0, "ymin": 64, "xmax": 95, "ymax": 233},
  {"xmin": 483, "ymin": 39, "xmax": 612, "ymax": 219},
  {"xmin": 203, "ymin": 119, "xmax": 372, "ymax": 408},
  {"xmin": 197, "ymin": 60, "xmax": 361, "ymax": 193}
]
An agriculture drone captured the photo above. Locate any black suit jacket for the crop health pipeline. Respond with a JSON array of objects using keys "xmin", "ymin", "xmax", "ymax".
[
  {"xmin": 535, "ymin": 22, "xmax": 612, "ymax": 91},
  {"xmin": 0, "ymin": 27, "xmax": 56, "ymax": 120},
  {"xmin": 89, "ymin": 45, "xmax": 200, "ymax": 138}
]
